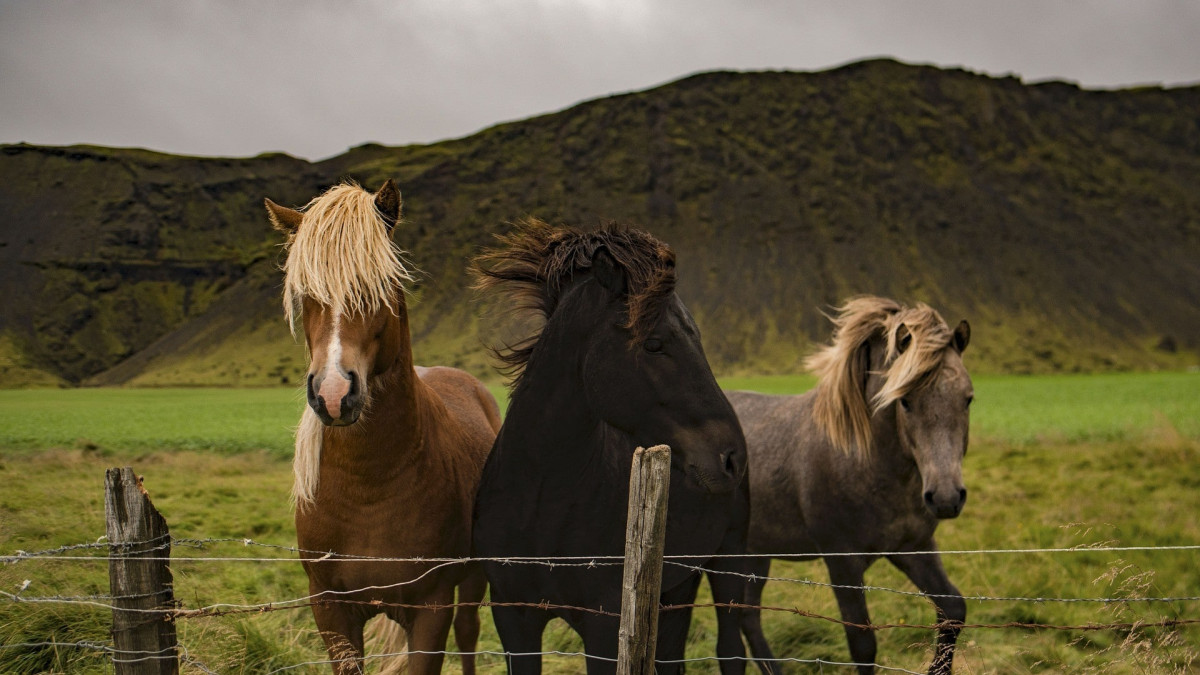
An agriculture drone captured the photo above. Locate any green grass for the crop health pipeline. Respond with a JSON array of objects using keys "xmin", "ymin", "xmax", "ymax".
[
  {"xmin": 0, "ymin": 385, "xmax": 512, "ymax": 456},
  {"xmin": 0, "ymin": 388, "xmax": 308, "ymax": 455},
  {"xmin": 2, "ymin": 372, "xmax": 1197, "ymax": 455},
  {"xmin": 968, "ymin": 371, "xmax": 1200, "ymax": 443},
  {"xmin": 721, "ymin": 371, "xmax": 1200, "ymax": 444},
  {"xmin": 1, "ymin": 372, "xmax": 1199, "ymax": 673}
]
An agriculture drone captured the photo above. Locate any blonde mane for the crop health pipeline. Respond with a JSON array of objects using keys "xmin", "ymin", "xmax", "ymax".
[
  {"xmin": 280, "ymin": 182, "xmax": 413, "ymax": 509},
  {"xmin": 281, "ymin": 182, "xmax": 414, "ymax": 331},
  {"xmin": 806, "ymin": 296, "xmax": 956, "ymax": 455},
  {"xmin": 292, "ymin": 406, "xmax": 324, "ymax": 508}
]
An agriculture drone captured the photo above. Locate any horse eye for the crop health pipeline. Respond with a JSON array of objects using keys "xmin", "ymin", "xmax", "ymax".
[
  {"xmin": 899, "ymin": 398, "xmax": 911, "ymax": 411},
  {"xmin": 643, "ymin": 338, "xmax": 663, "ymax": 353}
]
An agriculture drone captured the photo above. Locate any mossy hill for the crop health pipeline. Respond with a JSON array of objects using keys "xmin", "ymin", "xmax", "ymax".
[{"xmin": 2, "ymin": 59, "xmax": 1198, "ymax": 387}]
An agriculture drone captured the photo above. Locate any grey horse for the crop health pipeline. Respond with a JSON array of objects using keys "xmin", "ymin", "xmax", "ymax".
[{"xmin": 725, "ymin": 296, "xmax": 973, "ymax": 674}]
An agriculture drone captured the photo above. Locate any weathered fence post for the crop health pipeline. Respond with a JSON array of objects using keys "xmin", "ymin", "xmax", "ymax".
[
  {"xmin": 617, "ymin": 445, "xmax": 672, "ymax": 675},
  {"xmin": 105, "ymin": 467, "xmax": 179, "ymax": 675}
]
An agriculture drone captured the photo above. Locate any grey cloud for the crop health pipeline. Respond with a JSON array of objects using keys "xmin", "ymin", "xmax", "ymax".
[{"xmin": 1, "ymin": 0, "xmax": 1196, "ymax": 160}]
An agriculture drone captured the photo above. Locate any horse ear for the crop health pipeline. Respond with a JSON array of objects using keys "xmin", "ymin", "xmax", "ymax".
[
  {"xmin": 374, "ymin": 179, "xmax": 402, "ymax": 231},
  {"xmin": 953, "ymin": 320, "xmax": 971, "ymax": 353},
  {"xmin": 264, "ymin": 198, "xmax": 303, "ymax": 234},
  {"xmin": 896, "ymin": 324, "xmax": 913, "ymax": 354},
  {"xmin": 592, "ymin": 246, "xmax": 627, "ymax": 296}
]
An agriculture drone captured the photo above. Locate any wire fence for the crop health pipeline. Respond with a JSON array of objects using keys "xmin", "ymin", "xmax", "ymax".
[{"xmin": 3, "ymin": 534, "xmax": 1199, "ymax": 673}]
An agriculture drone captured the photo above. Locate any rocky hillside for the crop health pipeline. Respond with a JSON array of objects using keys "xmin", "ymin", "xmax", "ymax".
[{"xmin": 2, "ymin": 59, "xmax": 1197, "ymax": 387}]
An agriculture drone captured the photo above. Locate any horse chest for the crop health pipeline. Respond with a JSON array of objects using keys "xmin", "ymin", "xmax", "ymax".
[{"xmin": 298, "ymin": 489, "xmax": 470, "ymax": 558}]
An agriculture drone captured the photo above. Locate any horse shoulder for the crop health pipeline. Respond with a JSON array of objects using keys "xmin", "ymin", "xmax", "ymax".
[
  {"xmin": 411, "ymin": 366, "xmax": 499, "ymax": 504},
  {"xmin": 727, "ymin": 390, "xmax": 814, "ymax": 475},
  {"xmin": 727, "ymin": 391, "xmax": 819, "ymax": 551},
  {"xmin": 416, "ymin": 366, "xmax": 501, "ymax": 449}
]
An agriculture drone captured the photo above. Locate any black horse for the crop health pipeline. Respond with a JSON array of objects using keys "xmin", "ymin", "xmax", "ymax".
[{"xmin": 472, "ymin": 220, "xmax": 751, "ymax": 675}]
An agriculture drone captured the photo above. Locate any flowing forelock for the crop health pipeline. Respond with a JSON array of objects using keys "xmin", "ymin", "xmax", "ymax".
[
  {"xmin": 472, "ymin": 218, "xmax": 676, "ymax": 387},
  {"xmin": 281, "ymin": 182, "xmax": 413, "ymax": 330},
  {"xmin": 806, "ymin": 296, "xmax": 956, "ymax": 456}
]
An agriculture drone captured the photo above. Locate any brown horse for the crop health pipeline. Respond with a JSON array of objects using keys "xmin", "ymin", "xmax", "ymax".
[
  {"xmin": 266, "ymin": 180, "xmax": 501, "ymax": 675},
  {"xmin": 725, "ymin": 297, "xmax": 972, "ymax": 674}
]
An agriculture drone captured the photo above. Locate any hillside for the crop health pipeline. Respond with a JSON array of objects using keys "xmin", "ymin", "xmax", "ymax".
[{"xmin": 2, "ymin": 58, "xmax": 1198, "ymax": 387}]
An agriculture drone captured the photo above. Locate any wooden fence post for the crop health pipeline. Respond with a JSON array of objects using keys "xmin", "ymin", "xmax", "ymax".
[
  {"xmin": 105, "ymin": 467, "xmax": 179, "ymax": 675},
  {"xmin": 617, "ymin": 445, "xmax": 672, "ymax": 675}
]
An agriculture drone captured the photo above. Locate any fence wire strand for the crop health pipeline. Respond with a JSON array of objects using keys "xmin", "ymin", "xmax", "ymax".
[
  {"xmin": 0, "ymin": 641, "xmax": 927, "ymax": 675},
  {"xmin": 6, "ymin": 534, "xmax": 1200, "ymax": 564},
  {"xmin": 3, "ymin": 534, "xmax": 1198, "ymax": 673}
]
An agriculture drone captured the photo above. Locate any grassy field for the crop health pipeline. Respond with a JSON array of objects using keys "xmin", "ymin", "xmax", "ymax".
[
  {"xmin": 3, "ymin": 371, "xmax": 1198, "ymax": 454},
  {"xmin": 1, "ymin": 372, "xmax": 1198, "ymax": 673}
]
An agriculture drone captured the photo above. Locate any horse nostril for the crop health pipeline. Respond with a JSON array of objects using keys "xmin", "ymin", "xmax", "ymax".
[
  {"xmin": 924, "ymin": 490, "xmax": 935, "ymax": 506},
  {"xmin": 347, "ymin": 371, "xmax": 360, "ymax": 398},
  {"xmin": 306, "ymin": 374, "xmax": 317, "ymax": 404},
  {"xmin": 959, "ymin": 487, "xmax": 968, "ymax": 504},
  {"xmin": 720, "ymin": 448, "xmax": 743, "ymax": 477}
]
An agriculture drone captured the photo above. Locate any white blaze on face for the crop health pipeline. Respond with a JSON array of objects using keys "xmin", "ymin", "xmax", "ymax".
[{"xmin": 317, "ymin": 309, "xmax": 351, "ymax": 419}]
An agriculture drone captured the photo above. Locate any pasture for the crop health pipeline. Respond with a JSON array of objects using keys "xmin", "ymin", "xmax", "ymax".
[{"xmin": 1, "ymin": 371, "xmax": 1198, "ymax": 673}]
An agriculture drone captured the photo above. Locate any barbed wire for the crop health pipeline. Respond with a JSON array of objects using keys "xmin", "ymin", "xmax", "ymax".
[
  {"xmin": 0, "ymin": 640, "xmax": 1001, "ymax": 675},
  {"xmin": 4, "ymin": 589, "xmax": 1197, "ymax": 636},
  {"xmin": 4, "ymin": 534, "xmax": 1198, "ymax": 674},
  {"xmin": 6, "ymin": 542, "xmax": 1198, "ymax": 607},
  {"xmin": 254, "ymin": 648, "xmax": 931, "ymax": 675},
  {"xmin": 8, "ymin": 572, "xmax": 1200, "ymax": 610},
  {"xmin": 668, "ymin": 560, "xmax": 1200, "ymax": 605},
  {"xmin": 6, "ymin": 534, "xmax": 1200, "ymax": 565}
]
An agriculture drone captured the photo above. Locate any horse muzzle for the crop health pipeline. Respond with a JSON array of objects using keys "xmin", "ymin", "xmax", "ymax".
[
  {"xmin": 683, "ymin": 444, "xmax": 746, "ymax": 495},
  {"xmin": 307, "ymin": 370, "xmax": 363, "ymax": 426},
  {"xmin": 923, "ymin": 484, "xmax": 967, "ymax": 519}
]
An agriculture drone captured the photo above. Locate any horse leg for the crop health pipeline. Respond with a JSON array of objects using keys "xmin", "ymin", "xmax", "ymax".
[
  {"xmin": 453, "ymin": 568, "xmax": 487, "ymax": 675},
  {"xmin": 654, "ymin": 572, "xmax": 702, "ymax": 675},
  {"xmin": 887, "ymin": 551, "xmax": 965, "ymax": 675},
  {"xmin": 707, "ymin": 561, "xmax": 749, "ymax": 675},
  {"xmin": 738, "ymin": 557, "xmax": 779, "ymax": 675},
  {"xmin": 404, "ymin": 602, "xmax": 454, "ymax": 675},
  {"xmin": 824, "ymin": 556, "xmax": 877, "ymax": 675},
  {"xmin": 311, "ymin": 601, "xmax": 368, "ymax": 675},
  {"xmin": 492, "ymin": 604, "xmax": 551, "ymax": 675},
  {"xmin": 576, "ymin": 611, "xmax": 621, "ymax": 675}
]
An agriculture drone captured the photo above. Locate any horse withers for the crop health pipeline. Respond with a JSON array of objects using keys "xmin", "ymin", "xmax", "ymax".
[
  {"xmin": 728, "ymin": 296, "xmax": 972, "ymax": 675},
  {"xmin": 266, "ymin": 181, "xmax": 501, "ymax": 675},
  {"xmin": 472, "ymin": 220, "xmax": 751, "ymax": 675}
]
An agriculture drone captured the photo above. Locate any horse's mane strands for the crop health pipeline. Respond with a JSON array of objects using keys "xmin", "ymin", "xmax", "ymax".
[
  {"xmin": 873, "ymin": 303, "xmax": 955, "ymax": 411},
  {"xmin": 281, "ymin": 182, "xmax": 414, "ymax": 331},
  {"xmin": 472, "ymin": 217, "xmax": 676, "ymax": 387},
  {"xmin": 292, "ymin": 406, "xmax": 323, "ymax": 509},
  {"xmin": 806, "ymin": 296, "xmax": 955, "ymax": 456},
  {"xmin": 806, "ymin": 297, "xmax": 901, "ymax": 456}
]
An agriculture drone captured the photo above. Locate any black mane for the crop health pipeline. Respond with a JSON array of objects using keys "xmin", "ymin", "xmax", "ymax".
[{"xmin": 472, "ymin": 218, "xmax": 676, "ymax": 386}]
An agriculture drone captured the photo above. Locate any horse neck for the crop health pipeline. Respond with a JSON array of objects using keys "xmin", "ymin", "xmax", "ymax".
[
  {"xmin": 803, "ymin": 384, "xmax": 915, "ymax": 483},
  {"xmin": 321, "ymin": 299, "xmax": 427, "ymax": 476},
  {"xmin": 502, "ymin": 319, "xmax": 609, "ymax": 473},
  {"xmin": 863, "ymin": 400, "xmax": 923, "ymax": 486}
]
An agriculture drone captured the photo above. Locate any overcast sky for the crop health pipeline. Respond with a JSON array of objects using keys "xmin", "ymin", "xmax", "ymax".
[{"xmin": 2, "ymin": 0, "xmax": 1197, "ymax": 161}]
